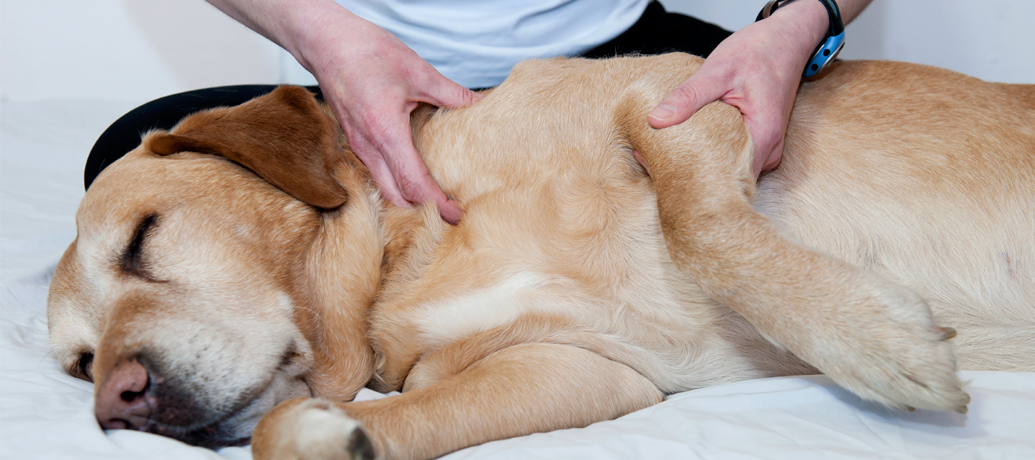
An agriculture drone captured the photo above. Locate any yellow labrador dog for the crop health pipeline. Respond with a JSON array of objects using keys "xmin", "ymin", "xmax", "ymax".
[{"xmin": 48, "ymin": 54, "xmax": 1034, "ymax": 460}]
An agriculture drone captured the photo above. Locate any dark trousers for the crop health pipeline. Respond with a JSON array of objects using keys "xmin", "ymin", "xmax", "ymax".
[{"xmin": 84, "ymin": 1, "xmax": 732, "ymax": 188}]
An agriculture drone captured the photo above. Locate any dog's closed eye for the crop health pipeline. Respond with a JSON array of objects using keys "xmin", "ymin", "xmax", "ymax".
[{"xmin": 120, "ymin": 213, "xmax": 159, "ymax": 280}]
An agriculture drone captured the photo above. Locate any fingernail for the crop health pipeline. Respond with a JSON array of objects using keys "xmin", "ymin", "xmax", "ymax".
[
  {"xmin": 649, "ymin": 104, "xmax": 675, "ymax": 121},
  {"xmin": 443, "ymin": 199, "xmax": 463, "ymax": 225}
]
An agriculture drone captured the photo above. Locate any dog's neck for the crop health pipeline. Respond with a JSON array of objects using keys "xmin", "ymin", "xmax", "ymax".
[{"xmin": 294, "ymin": 149, "xmax": 454, "ymax": 398}]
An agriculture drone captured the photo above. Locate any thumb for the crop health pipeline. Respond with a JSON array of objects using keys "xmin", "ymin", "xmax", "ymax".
[
  {"xmin": 424, "ymin": 74, "xmax": 484, "ymax": 109},
  {"xmin": 649, "ymin": 71, "xmax": 728, "ymax": 129}
]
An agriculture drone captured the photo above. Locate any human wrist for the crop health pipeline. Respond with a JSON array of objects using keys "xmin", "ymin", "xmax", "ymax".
[
  {"xmin": 766, "ymin": 0, "xmax": 831, "ymax": 60},
  {"xmin": 272, "ymin": 0, "xmax": 364, "ymax": 76}
]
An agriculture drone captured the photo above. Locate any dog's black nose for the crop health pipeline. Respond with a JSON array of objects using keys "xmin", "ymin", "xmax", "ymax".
[{"xmin": 95, "ymin": 358, "xmax": 154, "ymax": 430}]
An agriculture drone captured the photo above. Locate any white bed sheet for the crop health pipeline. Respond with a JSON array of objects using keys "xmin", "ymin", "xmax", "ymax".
[{"xmin": 2, "ymin": 99, "xmax": 1033, "ymax": 460}]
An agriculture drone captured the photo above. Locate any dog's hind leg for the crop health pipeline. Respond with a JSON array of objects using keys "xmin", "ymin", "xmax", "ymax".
[
  {"xmin": 614, "ymin": 79, "xmax": 967, "ymax": 413},
  {"xmin": 251, "ymin": 342, "xmax": 662, "ymax": 460}
]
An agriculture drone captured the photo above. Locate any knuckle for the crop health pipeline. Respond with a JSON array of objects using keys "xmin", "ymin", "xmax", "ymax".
[
  {"xmin": 670, "ymin": 83, "xmax": 700, "ymax": 108},
  {"xmin": 396, "ymin": 174, "xmax": 427, "ymax": 202}
]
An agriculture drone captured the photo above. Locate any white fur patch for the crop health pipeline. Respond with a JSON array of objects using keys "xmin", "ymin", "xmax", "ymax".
[{"xmin": 415, "ymin": 272, "xmax": 566, "ymax": 345}]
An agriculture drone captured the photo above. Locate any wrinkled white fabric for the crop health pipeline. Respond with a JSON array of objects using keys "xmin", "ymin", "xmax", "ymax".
[{"xmin": 2, "ymin": 99, "xmax": 1034, "ymax": 459}]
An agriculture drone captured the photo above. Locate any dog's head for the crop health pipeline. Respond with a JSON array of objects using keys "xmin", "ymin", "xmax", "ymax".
[{"xmin": 47, "ymin": 87, "xmax": 386, "ymax": 447}]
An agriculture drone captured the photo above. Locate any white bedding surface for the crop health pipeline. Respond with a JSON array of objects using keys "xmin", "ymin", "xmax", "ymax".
[{"xmin": 2, "ymin": 99, "xmax": 1033, "ymax": 460}]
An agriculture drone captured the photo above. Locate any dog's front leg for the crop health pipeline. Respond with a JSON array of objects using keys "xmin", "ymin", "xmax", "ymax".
[
  {"xmin": 622, "ymin": 96, "xmax": 967, "ymax": 412},
  {"xmin": 251, "ymin": 342, "xmax": 662, "ymax": 460}
]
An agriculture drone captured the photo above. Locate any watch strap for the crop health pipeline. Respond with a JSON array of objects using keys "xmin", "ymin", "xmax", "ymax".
[{"xmin": 757, "ymin": 0, "xmax": 846, "ymax": 77}]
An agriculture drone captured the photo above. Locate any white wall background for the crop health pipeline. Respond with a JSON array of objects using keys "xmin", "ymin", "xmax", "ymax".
[{"xmin": 2, "ymin": 0, "xmax": 1033, "ymax": 104}]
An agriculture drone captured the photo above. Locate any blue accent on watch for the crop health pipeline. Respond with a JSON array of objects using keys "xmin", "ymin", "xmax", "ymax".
[
  {"xmin": 805, "ymin": 30, "xmax": 845, "ymax": 77},
  {"xmin": 757, "ymin": 0, "xmax": 846, "ymax": 78}
]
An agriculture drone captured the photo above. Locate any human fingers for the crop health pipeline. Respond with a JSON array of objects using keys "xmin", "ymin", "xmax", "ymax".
[
  {"xmin": 321, "ymin": 60, "xmax": 463, "ymax": 222},
  {"xmin": 420, "ymin": 73, "xmax": 484, "ymax": 109},
  {"xmin": 348, "ymin": 118, "xmax": 464, "ymax": 224},
  {"xmin": 346, "ymin": 131, "xmax": 408, "ymax": 206},
  {"xmin": 648, "ymin": 65, "xmax": 730, "ymax": 130},
  {"xmin": 286, "ymin": 9, "xmax": 463, "ymax": 222},
  {"xmin": 741, "ymin": 110, "xmax": 787, "ymax": 178},
  {"xmin": 370, "ymin": 112, "xmax": 463, "ymax": 224}
]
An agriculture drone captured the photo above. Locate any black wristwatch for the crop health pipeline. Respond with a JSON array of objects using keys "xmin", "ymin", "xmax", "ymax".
[{"xmin": 756, "ymin": 0, "xmax": 846, "ymax": 77}]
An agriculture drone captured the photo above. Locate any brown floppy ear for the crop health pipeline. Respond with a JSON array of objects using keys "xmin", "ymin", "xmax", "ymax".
[{"xmin": 145, "ymin": 85, "xmax": 348, "ymax": 209}]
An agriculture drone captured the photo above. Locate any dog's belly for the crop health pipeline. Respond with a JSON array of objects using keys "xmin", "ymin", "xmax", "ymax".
[
  {"xmin": 395, "ymin": 235, "xmax": 812, "ymax": 392},
  {"xmin": 756, "ymin": 174, "xmax": 1035, "ymax": 371}
]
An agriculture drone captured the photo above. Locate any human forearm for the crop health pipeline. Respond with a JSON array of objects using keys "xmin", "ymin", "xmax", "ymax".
[
  {"xmin": 767, "ymin": 0, "xmax": 873, "ymax": 62},
  {"xmin": 204, "ymin": 0, "xmax": 362, "ymax": 73}
]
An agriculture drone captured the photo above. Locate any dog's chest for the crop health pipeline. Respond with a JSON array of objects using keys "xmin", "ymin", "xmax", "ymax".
[
  {"xmin": 369, "ymin": 97, "xmax": 758, "ymax": 389},
  {"xmin": 367, "ymin": 163, "xmax": 738, "ymax": 391},
  {"xmin": 409, "ymin": 271, "xmax": 575, "ymax": 346}
]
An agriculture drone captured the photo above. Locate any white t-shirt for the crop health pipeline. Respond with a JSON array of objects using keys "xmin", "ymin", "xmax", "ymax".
[{"xmin": 335, "ymin": 0, "xmax": 651, "ymax": 88}]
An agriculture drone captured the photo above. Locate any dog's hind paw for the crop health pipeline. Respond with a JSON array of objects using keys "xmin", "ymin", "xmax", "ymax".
[
  {"xmin": 796, "ymin": 278, "xmax": 970, "ymax": 413},
  {"xmin": 832, "ymin": 333, "xmax": 969, "ymax": 414}
]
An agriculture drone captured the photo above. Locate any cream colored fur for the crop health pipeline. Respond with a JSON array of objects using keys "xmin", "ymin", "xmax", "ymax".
[{"xmin": 47, "ymin": 54, "xmax": 1034, "ymax": 460}]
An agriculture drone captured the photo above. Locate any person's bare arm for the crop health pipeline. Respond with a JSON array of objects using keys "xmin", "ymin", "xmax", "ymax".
[
  {"xmin": 649, "ymin": 0, "xmax": 873, "ymax": 178},
  {"xmin": 206, "ymin": 0, "xmax": 482, "ymax": 224}
]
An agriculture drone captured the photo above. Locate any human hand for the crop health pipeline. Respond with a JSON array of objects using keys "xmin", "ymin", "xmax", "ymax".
[
  {"xmin": 205, "ymin": 0, "xmax": 481, "ymax": 223},
  {"xmin": 301, "ymin": 11, "xmax": 482, "ymax": 224},
  {"xmin": 647, "ymin": 0, "xmax": 829, "ymax": 178}
]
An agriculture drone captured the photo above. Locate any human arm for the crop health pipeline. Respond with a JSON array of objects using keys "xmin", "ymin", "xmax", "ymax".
[
  {"xmin": 648, "ymin": 0, "xmax": 873, "ymax": 178},
  {"xmin": 206, "ymin": 0, "xmax": 482, "ymax": 223}
]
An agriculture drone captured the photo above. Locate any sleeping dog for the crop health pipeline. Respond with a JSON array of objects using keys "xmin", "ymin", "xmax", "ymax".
[{"xmin": 47, "ymin": 54, "xmax": 1034, "ymax": 459}]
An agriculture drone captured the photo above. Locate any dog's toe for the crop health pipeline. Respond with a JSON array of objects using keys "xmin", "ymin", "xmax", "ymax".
[
  {"xmin": 294, "ymin": 399, "xmax": 376, "ymax": 460},
  {"xmin": 829, "ymin": 336, "xmax": 968, "ymax": 413},
  {"xmin": 803, "ymin": 279, "xmax": 970, "ymax": 413}
]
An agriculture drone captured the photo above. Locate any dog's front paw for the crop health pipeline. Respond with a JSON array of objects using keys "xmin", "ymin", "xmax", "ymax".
[
  {"xmin": 293, "ymin": 399, "xmax": 376, "ymax": 460},
  {"xmin": 253, "ymin": 398, "xmax": 376, "ymax": 460},
  {"xmin": 797, "ymin": 278, "xmax": 969, "ymax": 413}
]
